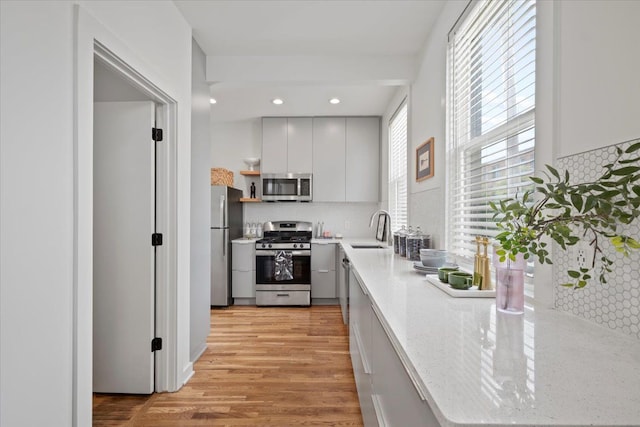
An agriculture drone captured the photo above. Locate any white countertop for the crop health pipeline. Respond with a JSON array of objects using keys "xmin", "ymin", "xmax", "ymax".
[
  {"xmin": 232, "ymin": 237, "xmax": 258, "ymax": 244},
  {"xmin": 341, "ymin": 240, "xmax": 640, "ymax": 427}
]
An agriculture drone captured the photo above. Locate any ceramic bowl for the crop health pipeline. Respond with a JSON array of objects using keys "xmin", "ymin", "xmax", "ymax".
[
  {"xmin": 438, "ymin": 267, "xmax": 460, "ymax": 283},
  {"xmin": 447, "ymin": 272, "xmax": 473, "ymax": 289},
  {"xmin": 420, "ymin": 249, "xmax": 447, "ymax": 267},
  {"xmin": 243, "ymin": 157, "xmax": 261, "ymax": 171}
]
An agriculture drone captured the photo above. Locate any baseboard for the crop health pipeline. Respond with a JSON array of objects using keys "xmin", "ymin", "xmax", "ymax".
[
  {"xmin": 233, "ymin": 298, "xmax": 256, "ymax": 305},
  {"xmin": 311, "ymin": 298, "xmax": 340, "ymax": 305},
  {"xmin": 181, "ymin": 362, "xmax": 194, "ymax": 386},
  {"xmin": 190, "ymin": 341, "xmax": 207, "ymax": 364}
]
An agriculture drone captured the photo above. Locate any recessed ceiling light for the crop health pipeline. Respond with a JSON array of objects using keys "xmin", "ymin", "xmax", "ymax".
[
  {"xmin": 329, "ymin": 98, "xmax": 341, "ymax": 104},
  {"xmin": 272, "ymin": 98, "xmax": 284, "ymax": 105},
  {"xmin": 210, "ymin": 98, "xmax": 217, "ymax": 104}
]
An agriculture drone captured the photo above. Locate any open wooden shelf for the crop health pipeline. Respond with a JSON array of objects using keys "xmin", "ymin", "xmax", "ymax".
[
  {"xmin": 240, "ymin": 198, "xmax": 261, "ymax": 203},
  {"xmin": 240, "ymin": 170, "xmax": 261, "ymax": 176}
]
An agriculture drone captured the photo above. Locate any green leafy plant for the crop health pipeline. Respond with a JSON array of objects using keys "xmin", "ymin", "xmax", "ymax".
[{"xmin": 490, "ymin": 141, "xmax": 640, "ymax": 288}]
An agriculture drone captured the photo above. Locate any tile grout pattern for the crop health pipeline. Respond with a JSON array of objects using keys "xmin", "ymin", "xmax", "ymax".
[{"xmin": 554, "ymin": 138, "xmax": 640, "ymax": 339}]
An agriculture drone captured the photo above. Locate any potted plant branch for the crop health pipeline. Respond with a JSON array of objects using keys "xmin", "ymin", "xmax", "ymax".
[{"xmin": 490, "ymin": 141, "xmax": 640, "ymax": 289}]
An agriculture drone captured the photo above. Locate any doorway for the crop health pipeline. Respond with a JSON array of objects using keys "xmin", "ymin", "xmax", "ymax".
[{"xmin": 91, "ymin": 48, "xmax": 175, "ymax": 395}]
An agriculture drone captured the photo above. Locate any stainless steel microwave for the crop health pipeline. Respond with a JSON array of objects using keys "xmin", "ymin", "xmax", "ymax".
[{"xmin": 261, "ymin": 173, "xmax": 312, "ymax": 202}]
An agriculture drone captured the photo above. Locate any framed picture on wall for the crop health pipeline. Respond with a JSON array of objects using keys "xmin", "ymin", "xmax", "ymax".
[{"xmin": 416, "ymin": 137, "xmax": 434, "ymax": 181}]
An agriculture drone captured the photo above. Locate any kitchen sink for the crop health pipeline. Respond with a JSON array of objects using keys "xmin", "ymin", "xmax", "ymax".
[{"xmin": 350, "ymin": 243, "xmax": 387, "ymax": 249}]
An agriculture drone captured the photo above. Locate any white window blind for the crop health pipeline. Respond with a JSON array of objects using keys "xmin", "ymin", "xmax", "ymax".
[
  {"xmin": 389, "ymin": 102, "xmax": 408, "ymax": 232},
  {"xmin": 446, "ymin": 0, "xmax": 536, "ymax": 271}
]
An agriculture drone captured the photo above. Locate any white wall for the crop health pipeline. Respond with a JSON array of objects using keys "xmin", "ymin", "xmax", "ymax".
[
  {"xmin": 1, "ymin": 1, "xmax": 193, "ymax": 426},
  {"xmin": 402, "ymin": 1, "xmax": 468, "ymax": 250},
  {"xmin": 190, "ymin": 39, "xmax": 210, "ymax": 362},
  {"xmin": 210, "ymin": 118, "xmax": 262, "ymax": 198},
  {"xmin": 1, "ymin": 3, "xmax": 75, "ymax": 426},
  {"xmin": 555, "ymin": 0, "xmax": 640, "ymax": 157}
]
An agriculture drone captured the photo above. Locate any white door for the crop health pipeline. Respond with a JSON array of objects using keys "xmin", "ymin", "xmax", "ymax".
[{"xmin": 93, "ymin": 101, "xmax": 156, "ymax": 394}]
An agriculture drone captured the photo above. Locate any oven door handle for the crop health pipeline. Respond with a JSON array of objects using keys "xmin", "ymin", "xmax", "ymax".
[{"xmin": 256, "ymin": 250, "xmax": 310, "ymax": 257}]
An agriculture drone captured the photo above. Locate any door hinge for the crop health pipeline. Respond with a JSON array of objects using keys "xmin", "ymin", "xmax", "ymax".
[
  {"xmin": 152, "ymin": 233, "xmax": 163, "ymax": 246},
  {"xmin": 151, "ymin": 337, "xmax": 162, "ymax": 352},
  {"xmin": 152, "ymin": 127, "xmax": 163, "ymax": 142}
]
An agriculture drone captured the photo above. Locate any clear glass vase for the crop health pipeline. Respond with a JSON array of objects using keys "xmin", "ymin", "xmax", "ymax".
[{"xmin": 493, "ymin": 247, "xmax": 526, "ymax": 314}]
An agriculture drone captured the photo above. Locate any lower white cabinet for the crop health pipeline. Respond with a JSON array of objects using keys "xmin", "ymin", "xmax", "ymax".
[
  {"xmin": 311, "ymin": 243, "xmax": 337, "ymax": 299},
  {"xmin": 349, "ymin": 266, "xmax": 439, "ymax": 427},
  {"xmin": 231, "ymin": 241, "xmax": 256, "ymax": 301},
  {"xmin": 370, "ymin": 307, "xmax": 440, "ymax": 426},
  {"xmin": 349, "ymin": 268, "xmax": 377, "ymax": 427}
]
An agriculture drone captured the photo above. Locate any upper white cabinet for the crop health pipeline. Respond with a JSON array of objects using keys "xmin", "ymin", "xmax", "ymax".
[
  {"xmin": 261, "ymin": 117, "xmax": 313, "ymax": 174},
  {"xmin": 262, "ymin": 116, "xmax": 380, "ymax": 202},
  {"xmin": 312, "ymin": 117, "xmax": 380, "ymax": 203},
  {"xmin": 287, "ymin": 118, "xmax": 313, "ymax": 173},
  {"xmin": 313, "ymin": 117, "xmax": 346, "ymax": 202},
  {"xmin": 346, "ymin": 117, "xmax": 380, "ymax": 202}
]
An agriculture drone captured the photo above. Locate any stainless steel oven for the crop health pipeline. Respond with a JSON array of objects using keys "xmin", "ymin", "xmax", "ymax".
[{"xmin": 255, "ymin": 221, "xmax": 313, "ymax": 306}]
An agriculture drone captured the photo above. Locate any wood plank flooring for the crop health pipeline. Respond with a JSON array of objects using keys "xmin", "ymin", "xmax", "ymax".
[{"xmin": 93, "ymin": 306, "xmax": 363, "ymax": 426}]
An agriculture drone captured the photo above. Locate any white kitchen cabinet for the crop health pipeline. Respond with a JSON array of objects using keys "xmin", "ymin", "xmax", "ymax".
[
  {"xmin": 348, "ymin": 263, "xmax": 439, "ymax": 427},
  {"xmin": 287, "ymin": 117, "xmax": 313, "ymax": 173},
  {"xmin": 349, "ymin": 268, "xmax": 378, "ymax": 427},
  {"xmin": 262, "ymin": 117, "xmax": 313, "ymax": 174},
  {"xmin": 312, "ymin": 117, "xmax": 380, "ymax": 202},
  {"xmin": 346, "ymin": 117, "xmax": 380, "ymax": 202},
  {"xmin": 231, "ymin": 241, "xmax": 256, "ymax": 302},
  {"xmin": 311, "ymin": 243, "xmax": 337, "ymax": 299},
  {"xmin": 370, "ymin": 306, "xmax": 440, "ymax": 427},
  {"xmin": 313, "ymin": 117, "xmax": 346, "ymax": 202},
  {"xmin": 261, "ymin": 117, "xmax": 288, "ymax": 174}
]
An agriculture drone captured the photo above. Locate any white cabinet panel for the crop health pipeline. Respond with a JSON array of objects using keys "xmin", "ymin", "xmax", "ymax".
[
  {"xmin": 349, "ymin": 268, "xmax": 377, "ymax": 426},
  {"xmin": 232, "ymin": 270, "xmax": 256, "ymax": 298},
  {"xmin": 313, "ymin": 117, "xmax": 346, "ymax": 202},
  {"xmin": 371, "ymin": 309, "xmax": 440, "ymax": 426},
  {"xmin": 231, "ymin": 242, "xmax": 255, "ymax": 271},
  {"xmin": 346, "ymin": 117, "xmax": 380, "ymax": 202},
  {"xmin": 311, "ymin": 243, "xmax": 336, "ymax": 271},
  {"xmin": 261, "ymin": 117, "xmax": 288, "ymax": 174},
  {"xmin": 312, "ymin": 243, "xmax": 337, "ymax": 299},
  {"xmin": 232, "ymin": 242, "xmax": 256, "ymax": 300},
  {"xmin": 287, "ymin": 117, "xmax": 313, "ymax": 173},
  {"xmin": 311, "ymin": 270, "xmax": 337, "ymax": 298}
]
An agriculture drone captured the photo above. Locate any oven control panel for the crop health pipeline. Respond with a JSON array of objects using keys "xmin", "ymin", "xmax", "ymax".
[{"xmin": 257, "ymin": 242, "xmax": 310, "ymax": 250}]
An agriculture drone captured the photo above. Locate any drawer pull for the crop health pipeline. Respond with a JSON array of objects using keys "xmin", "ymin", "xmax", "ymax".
[{"xmin": 276, "ymin": 293, "xmax": 290, "ymax": 297}]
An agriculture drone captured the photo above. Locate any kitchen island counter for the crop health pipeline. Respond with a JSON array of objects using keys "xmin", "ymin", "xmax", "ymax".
[{"xmin": 341, "ymin": 241, "xmax": 640, "ymax": 427}]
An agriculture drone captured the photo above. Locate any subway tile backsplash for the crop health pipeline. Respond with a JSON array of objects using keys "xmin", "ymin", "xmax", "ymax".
[{"xmin": 554, "ymin": 139, "xmax": 640, "ymax": 339}]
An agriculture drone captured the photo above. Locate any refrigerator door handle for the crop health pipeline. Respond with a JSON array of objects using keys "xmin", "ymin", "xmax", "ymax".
[
  {"xmin": 222, "ymin": 229, "xmax": 226, "ymax": 257},
  {"xmin": 219, "ymin": 195, "xmax": 226, "ymax": 228}
]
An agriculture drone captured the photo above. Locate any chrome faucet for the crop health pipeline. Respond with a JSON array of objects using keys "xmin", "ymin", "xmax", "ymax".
[{"xmin": 369, "ymin": 209, "xmax": 392, "ymax": 246}]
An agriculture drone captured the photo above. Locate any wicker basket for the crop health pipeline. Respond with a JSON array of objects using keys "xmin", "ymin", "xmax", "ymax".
[{"xmin": 211, "ymin": 168, "xmax": 234, "ymax": 186}]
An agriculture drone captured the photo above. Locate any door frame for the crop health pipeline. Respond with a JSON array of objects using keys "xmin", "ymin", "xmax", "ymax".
[{"xmin": 75, "ymin": 7, "xmax": 180, "ymax": 426}]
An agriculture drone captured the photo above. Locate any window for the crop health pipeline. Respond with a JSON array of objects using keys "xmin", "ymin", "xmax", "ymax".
[
  {"xmin": 446, "ymin": 0, "xmax": 537, "ymax": 286},
  {"xmin": 389, "ymin": 101, "xmax": 408, "ymax": 232}
]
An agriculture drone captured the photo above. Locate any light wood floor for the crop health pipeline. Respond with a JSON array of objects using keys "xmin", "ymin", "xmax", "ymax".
[{"xmin": 93, "ymin": 305, "xmax": 363, "ymax": 426}]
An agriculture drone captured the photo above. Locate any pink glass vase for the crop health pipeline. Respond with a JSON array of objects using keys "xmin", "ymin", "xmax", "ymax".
[{"xmin": 493, "ymin": 247, "xmax": 526, "ymax": 315}]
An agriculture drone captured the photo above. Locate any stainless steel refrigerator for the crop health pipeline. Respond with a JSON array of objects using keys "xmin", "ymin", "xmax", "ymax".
[{"xmin": 210, "ymin": 186, "xmax": 243, "ymax": 306}]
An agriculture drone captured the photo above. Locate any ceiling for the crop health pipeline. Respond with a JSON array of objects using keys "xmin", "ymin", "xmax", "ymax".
[{"xmin": 173, "ymin": 0, "xmax": 446, "ymax": 122}]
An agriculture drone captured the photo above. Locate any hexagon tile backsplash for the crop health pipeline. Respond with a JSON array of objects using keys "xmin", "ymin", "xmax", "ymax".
[{"xmin": 554, "ymin": 138, "xmax": 640, "ymax": 339}]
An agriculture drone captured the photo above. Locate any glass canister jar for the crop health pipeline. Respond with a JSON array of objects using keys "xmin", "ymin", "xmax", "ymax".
[
  {"xmin": 399, "ymin": 226, "xmax": 413, "ymax": 257},
  {"xmin": 393, "ymin": 225, "xmax": 406, "ymax": 254},
  {"xmin": 406, "ymin": 226, "xmax": 431, "ymax": 261}
]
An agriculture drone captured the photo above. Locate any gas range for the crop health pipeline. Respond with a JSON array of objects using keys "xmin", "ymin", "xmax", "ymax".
[
  {"xmin": 255, "ymin": 221, "xmax": 313, "ymax": 250},
  {"xmin": 255, "ymin": 221, "xmax": 313, "ymax": 306}
]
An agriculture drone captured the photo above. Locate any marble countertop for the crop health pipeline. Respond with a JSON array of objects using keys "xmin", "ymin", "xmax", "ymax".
[{"xmin": 341, "ymin": 240, "xmax": 640, "ymax": 427}]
